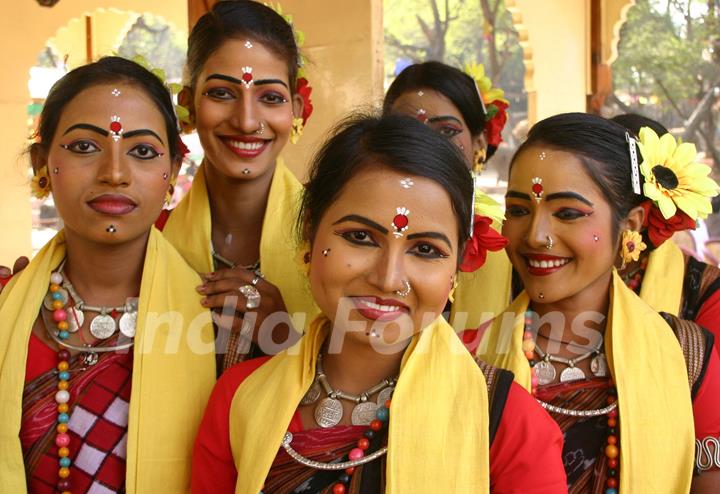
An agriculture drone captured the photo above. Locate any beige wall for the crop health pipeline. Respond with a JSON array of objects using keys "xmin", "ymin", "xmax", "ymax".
[
  {"xmin": 513, "ymin": 0, "xmax": 592, "ymax": 123},
  {"xmin": 0, "ymin": 1, "xmax": 186, "ymax": 265},
  {"xmin": 275, "ymin": 0, "xmax": 384, "ymax": 180}
]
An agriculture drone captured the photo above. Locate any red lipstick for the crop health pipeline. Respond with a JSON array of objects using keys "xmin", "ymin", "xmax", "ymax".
[
  {"xmin": 87, "ymin": 194, "xmax": 137, "ymax": 215},
  {"xmin": 352, "ymin": 296, "xmax": 409, "ymax": 322},
  {"xmin": 222, "ymin": 136, "xmax": 269, "ymax": 159},
  {"xmin": 524, "ymin": 253, "xmax": 572, "ymax": 276}
]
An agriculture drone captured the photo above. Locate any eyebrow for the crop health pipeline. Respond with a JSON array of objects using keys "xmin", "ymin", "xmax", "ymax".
[
  {"xmin": 205, "ymin": 73, "xmax": 289, "ymax": 89},
  {"xmin": 333, "ymin": 214, "xmax": 389, "ymax": 234},
  {"xmin": 63, "ymin": 123, "xmax": 108, "ymax": 137},
  {"xmin": 427, "ymin": 115, "xmax": 463, "ymax": 126},
  {"xmin": 505, "ymin": 190, "xmax": 594, "ymax": 207},
  {"xmin": 123, "ymin": 129, "xmax": 165, "ymax": 145},
  {"xmin": 406, "ymin": 231, "xmax": 452, "ymax": 249}
]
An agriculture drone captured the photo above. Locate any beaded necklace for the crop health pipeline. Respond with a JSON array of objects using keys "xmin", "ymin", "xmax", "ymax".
[
  {"xmin": 523, "ymin": 311, "xmax": 620, "ymax": 493},
  {"xmin": 621, "ymin": 253, "xmax": 648, "ymax": 294}
]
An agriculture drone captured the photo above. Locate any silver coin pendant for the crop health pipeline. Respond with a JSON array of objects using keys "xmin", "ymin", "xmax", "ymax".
[
  {"xmin": 559, "ymin": 366, "xmax": 586, "ymax": 383},
  {"xmin": 351, "ymin": 401, "xmax": 378, "ymax": 426},
  {"xmin": 377, "ymin": 386, "xmax": 394, "ymax": 406},
  {"xmin": 118, "ymin": 311, "xmax": 137, "ymax": 338},
  {"xmin": 89, "ymin": 314, "xmax": 117, "ymax": 339},
  {"xmin": 300, "ymin": 380, "xmax": 322, "ymax": 405},
  {"xmin": 590, "ymin": 354, "xmax": 608, "ymax": 377},
  {"xmin": 314, "ymin": 397, "xmax": 343, "ymax": 428},
  {"xmin": 533, "ymin": 360, "xmax": 557, "ymax": 385}
]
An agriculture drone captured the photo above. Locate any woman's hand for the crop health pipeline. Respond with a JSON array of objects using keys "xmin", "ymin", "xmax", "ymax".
[
  {"xmin": 197, "ymin": 267, "xmax": 298, "ymax": 354},
  {"xmin": 0, "ymin": 256, "xmax": 30, "ymax": 291}
]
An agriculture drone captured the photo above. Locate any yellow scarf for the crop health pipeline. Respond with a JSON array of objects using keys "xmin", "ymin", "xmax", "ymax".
[
  {"xmin": 0, "ymin": 229, "xmax": 216, "ymax": 493},
  {"xmin": 228, "ymin": 316, "xmax": 490, "ymax": 493},
  {"xmin": 477, "ymin": 271, "xmax": 694, "ymax": 492},
  {"xmin": 639, "ymin": 240, "xmax": 685, "ymax": 315},
  {"xmin": 162, "ymin": 160, "xmax": 318, "ymax": 325},
  {"xmin": 450, "ymin": 249, "xmax": 513, "ymax": 330}
]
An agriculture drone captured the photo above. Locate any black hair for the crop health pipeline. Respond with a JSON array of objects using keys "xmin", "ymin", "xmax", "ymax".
[
  {"xmin": 299, "ymin": 113, "xmax": 474, "ymax": 262},
  {"xmin": 610, "ymin": 113, "xmax": 669, "ymax": 137},
  {"xmin": 383, "ymin": 61, "xmax": 496, "ymax": 158},
  {"xmin": 33, "ymin": 56, "xmax": 181, "ymax": 160},
  {"xmin": 511, "ymin": 112, "xmax": 644, "ymax": 242},
  {"xmin": 186, "ymin": 0, "xmax": 300, "ymax": 92}
]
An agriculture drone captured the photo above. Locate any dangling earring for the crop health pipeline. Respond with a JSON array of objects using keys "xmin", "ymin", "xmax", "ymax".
[
  {"xmin": 290, "ymin": 117, "xmax": 304, "ymax": 144},
  {"xmin": 448, "ymin": 276, "xmax": 459, "ymax": 303},
  {"xmin": 31, "ymin": 166, "xmax": 51, "ymax": 199},
  {"xmin": 472, "ymin": 148, "xmax": 487, "ymax": 174},
  {"xmin": 619, "ymin": 229, "xmax": 647, "ymax": 269},
  {"xmin": 165, "ymin": 179, "xmax": 176, "ymax": 206}
]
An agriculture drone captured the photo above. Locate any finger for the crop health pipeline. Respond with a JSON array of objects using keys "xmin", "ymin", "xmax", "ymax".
[
  {"xmin": 199, "ymin": 278, "xmax": 267, "ymax": 297},
  {"xmin": 201, "ymin": 292, "xmax": 247, "ymax": 311},
  {"xmin": 13, "ymin": 256, "xmax": 29, "ymax": 274},
  {"xmin": 204, "ymin": 266, "xmax": 255, "ymax": 283},
  {"xmin": 0, "ymin": 266, "xmax": 11, "ymax": 278}
]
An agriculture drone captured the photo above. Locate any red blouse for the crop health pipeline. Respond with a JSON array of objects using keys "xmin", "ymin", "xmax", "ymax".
[{"xmin": 192, "ymin": 357, "xmax": 568, "ymax": 493}]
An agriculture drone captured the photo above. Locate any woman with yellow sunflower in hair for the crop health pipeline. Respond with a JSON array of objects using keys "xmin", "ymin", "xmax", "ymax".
[
  {"xmin": 471, "ymin": 113, "xmax": 720, "ymax": 492},
  {"xmin": 610, "ymin": 113, "xmax": 720, "ymax": 342},
  {"xmin": 383, "ymin": 61, "xmax": 512, "ymax": 331}
]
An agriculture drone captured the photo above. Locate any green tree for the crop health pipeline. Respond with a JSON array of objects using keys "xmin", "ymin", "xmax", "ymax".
[{"xmin": 117, "ymin": 14, "xmax": 187, "ymax": 82}]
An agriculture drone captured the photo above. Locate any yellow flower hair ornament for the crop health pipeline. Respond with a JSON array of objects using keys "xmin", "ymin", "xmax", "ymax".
[
  {"xmin": 620, "ymin": 229, "xmax": 647, "ymax": 269},
  {"xmin": 636, "ymin": 127, "xmax": 719, "ymax": 221},
  {"xmin": 463, "ymin": 62, "xmax": 509, "ymax": 148}
]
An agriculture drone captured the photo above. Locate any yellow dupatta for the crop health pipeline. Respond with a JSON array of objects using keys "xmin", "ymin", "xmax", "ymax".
[
  {"xmin": 228, "ymin": 315, "xmax": 490, "ymax": 493},
  {"xmin": 639, "ymin": 239, "xmax": 685, "ymax": 315},
  {"xmin": 162, "ymin": 160, "xmax": 318, "ymax": 325},
  {"xmin": 477, "ymin": 270, "xmax": 695, "ymax": 492},
  {"xmin": 0, "ymin": 229, "xmax": 216, "ymax": 493},
  {"xmin": 450, "ymin": 249, "xmax": 513, "ymax": 330}
]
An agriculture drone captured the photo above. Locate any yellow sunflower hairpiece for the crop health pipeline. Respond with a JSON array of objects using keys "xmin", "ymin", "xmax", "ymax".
[
  {"xmin": 463, "ymin": 62, "xmax": 508, "ymax": 106},
  {"xmin": 636, "ymin": 127, "xmax": 719, "ymax": 221},
  {"xmin": 31, "ymin": 166, "xmax": 51, "ymax": 199}
]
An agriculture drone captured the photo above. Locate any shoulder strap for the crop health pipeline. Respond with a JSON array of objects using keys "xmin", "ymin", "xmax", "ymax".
[
  {"xmin": 474, "ymin": 357, "xmax": 514, "ymax": 445},
  {"xmin": 660, "ymin": 312, "xmax": 715, "ymax": 399}
]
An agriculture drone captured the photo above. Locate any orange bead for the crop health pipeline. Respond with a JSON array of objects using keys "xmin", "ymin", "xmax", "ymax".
[
  {"xmin": 524, "ymin": 351, "xmax": 535, "ymax": 360},
  {"xmin": 52, "ymin": 300, "xmax": 65, "ymax": 310},
  {"xmin": 58, "ymin": 447, "xmax": 69, "ymax": 458},
  {"xmin": 57, "ymin": 321, "xmax": 69, "ymax": 330},
  {"xmin": 61, "ymin": 491, "xmax": 71, "ymax": 494},
  {"xmin": 607, "ymin": 458, "xmax": 618, "ymax": 469},
  {"xmin": 57, "ymin": 423, "xmax": 68, "ymax": 434},
  {"xmin": 605, "ymin": 444, "xmax": 619, "ymax": 459},
  {"xmin": 58, "ymin": 381, "xmax": 69, "ymax": 391},
  {"xmin": 369, "ymin": 420, "xmax": 382, "ymax": 431},
  {"xmin": 58, "ymin": 403, "xmax": 69, "ymax": 414},
  {"xmin": 522, "ymin": 339, "xmax": 535, "ymax": 353},
  {"xmin": 57, "ymin": 361, "xmax": 69, "ymax": 372},
  {"xmin": 607, "ymin": 418, "xmax": 617, "ymax": 427},
  {"xmin": 607, "ymin": 478, "xmax": 618, "ymax": 488},
  {"xmin": 607, "ymin": 435, "xmax": 617, "ymax": 445},
  {"xmin": 58, "ymin": 467, "xmax": 70, "ymax": 479},
  {"xmin": 384, "ymin": 400, "xmax": 391, "ymax": 409},
  {"xmin": 50, "ymin": 284, "xmax": 60, "ymax": 292}
]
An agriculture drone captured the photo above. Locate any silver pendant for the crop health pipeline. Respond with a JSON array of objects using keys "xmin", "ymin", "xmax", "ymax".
[
  {"xmin": 83, "ymin": 352, "xmax": 99, "ymax": 366},
  {"xmin": 118, "ymin": 311, "xmax": 137, "ymax": 338},
  {"xmin": 533, "ymin": 360, "xmax": 557, "ymax": 385},
  {"xmin": 559, "ymin": 366, "xmax": 586, "ymax": 383},
  {"xmin": 89, "ymin": 314, "xmax": 117, "ymax": 339},
  {"xmin": 300, "ymin": 380, "xmax": 322, "ymax": 405},
  {"xmin": 591, "ymin": 354, "xmax": 608, "ymax": 377},
  {"xmin": 43, "ymin": 288, "xmax": 69, "ymax": 310},
  {"xmin": 351, "ymin": 401, "xmax": 378, "ymax": 426},
  {"xmin": 377, "ymin": 386, "xmax": 394, "ymax": 406},
  {"xmin": 67, "ymin": 307, "xmax": 84, "ymax": 333},
  {"xmin": 314, "ymin": 397, "xmax": 343, "ymax": 428}
]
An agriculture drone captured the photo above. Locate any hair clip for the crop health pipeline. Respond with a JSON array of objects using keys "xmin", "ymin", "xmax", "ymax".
[{"xmin": 626, "ymin": 132, "xmax": 641, "ymax": 194}]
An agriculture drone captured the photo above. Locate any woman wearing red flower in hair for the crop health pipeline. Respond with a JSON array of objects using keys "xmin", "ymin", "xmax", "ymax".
[
  {"xmin": 383, "ymin": 61, "xmax": 512, "ymax": 331},
  {"xmin": 611, "ymin": 113, "xmax": 720, "ymax": 340}
]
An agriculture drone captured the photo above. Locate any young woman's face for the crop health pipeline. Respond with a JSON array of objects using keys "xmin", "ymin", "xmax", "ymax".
[
  {"xmin": 192, "ymin": 38, "xmax": 298, "ymax": 180},
  {"xmin": 308, "ymin": 165, "xmax": 459, "ymax": 348},
  {"xmin": 41, "ymin": 83, "xmax": 175, "ymax": 244},
  {"xmin": 389, "ymin": 88, "xmax": 479, "ymax": 167},
  {"xmin": 503, "ymin": 146, "xmax": 618, "ymax": 304}
]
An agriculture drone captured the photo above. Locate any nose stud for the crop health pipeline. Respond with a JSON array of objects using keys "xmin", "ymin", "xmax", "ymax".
[
  {"xmin": 394, "ymin": 280, "xmax": 412, "ymax": 298},
  {"xmin": 545, "ymin": 235, "xmax": 554, "ymax": 250}
]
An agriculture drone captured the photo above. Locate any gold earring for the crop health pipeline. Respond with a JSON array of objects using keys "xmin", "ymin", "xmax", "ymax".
[
  {"xmin": 473, "ymin": 149, "xmax": 487, "ymax": 174},
  {"xmin": 31, "ymin": 166, "xmax": 51, "ymax": 199},
  {"xmin": 290, "ymin": 117, "xmax": 304, "ymax": 144},
  {"xmin": 165, "ymin": 180, "xmax": 176, "ymax": 206},
  {"xmin": 619, "ymin": 229, "xmax": 647, "ymax": 269}
]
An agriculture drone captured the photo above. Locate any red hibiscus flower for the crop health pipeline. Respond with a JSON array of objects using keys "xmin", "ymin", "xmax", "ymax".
[
  {"xmin": 640, "ymin": 200, "xmax": 696, "ymax": 247},
  {"xmin": 485, "ymin": 100, "xmax": 508, "ymax": 148},
  {"xmin": 460, "ymin": 215, "xmax": 509, "ymax": 272},
  {"xmin": 297, "ymin": 77, "xmax": 314, "ymax": 125}
]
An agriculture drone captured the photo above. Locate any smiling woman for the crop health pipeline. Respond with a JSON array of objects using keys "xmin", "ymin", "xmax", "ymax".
[
  {"xmin": 191, "ymin": 114, "xmax": 567, "ymax": 493},
  {"xmin": 0, "ymin": 57, "xmax": 215, "ymax": 493}
]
